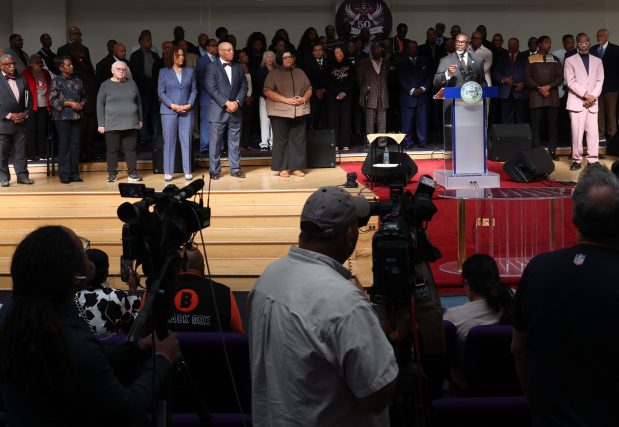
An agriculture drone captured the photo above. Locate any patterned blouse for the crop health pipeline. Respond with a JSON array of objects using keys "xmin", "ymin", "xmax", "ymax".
[
  {"xmin": 49, "ymin": 74, "xmax": 87, "ymax": 121},
  {"xmin": 75, "ymin": 285, "xmax": 141, "ymax": 336}
]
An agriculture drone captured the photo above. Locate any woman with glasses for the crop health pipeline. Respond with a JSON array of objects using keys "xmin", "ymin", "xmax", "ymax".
[
  {"xmin": 0, "ymin": 225, "xmax": 181, "ymax": 426},
  {"xmin": 49, "ymin": 55, "xmax": 87, "ymax": 184},
  {"xmin": 263, "ymin": 48, "xmax": 312, "ymax": 178},
  {"xmin": 97, "ymin": 61, "xmax": 143, "ymax": 183}
]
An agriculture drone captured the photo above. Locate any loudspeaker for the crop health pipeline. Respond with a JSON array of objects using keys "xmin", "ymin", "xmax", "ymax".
[
  {"xmin": 503, "ymin": 146, "xmax": 555, "ymax": 182},
  {"xmin": 152, "ymin": 134, "xmax": 196, "ymax": 174},
  {"xmin": 362, "ymin": 150, "xmax": 418, "ymax": 184},
  {"xmin": 488, "ymin": 124, "xmax": 532, "ymax": 162},
  {"xmin": 307, "ymin": 129, "xmax": 336, "ymax": 168},
  {"xmin": 605, "ymin": 132, "xmax": 619, "ymax": 157}
]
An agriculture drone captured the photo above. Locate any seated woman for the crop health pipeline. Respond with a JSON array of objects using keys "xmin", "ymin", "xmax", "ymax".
[
  {"xmin": 0, "ymin": 226, "xmax": 181, "ymax": 426},
  {"xmin": 443, "ymin": 253, "xmax": 514, "ymax": 391},
  {"xmin": 76, "ymin": 248, "xmax": 141, "ymax": 335}
]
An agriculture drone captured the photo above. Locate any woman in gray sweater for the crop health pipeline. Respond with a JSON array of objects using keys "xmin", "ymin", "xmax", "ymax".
[{"xmin": 97, "ymin": 61, "xmax": 143, "ymax": 182}]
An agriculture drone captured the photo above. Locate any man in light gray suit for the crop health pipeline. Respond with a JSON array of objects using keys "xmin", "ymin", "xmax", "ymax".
[
  {"xmin": 206, "ymin": 42, "xmax": 248, "ymax": 180},
  {"xmin": 433, "ymin": 33, "xmax": 487, "ymax": 88},
  {"xmin": 0, "ymin": 54, "xmax": 34, "ymax": 187}
]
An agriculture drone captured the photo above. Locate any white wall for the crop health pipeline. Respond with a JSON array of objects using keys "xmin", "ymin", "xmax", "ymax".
[{"xmin": 4, "ymin": 0, "xmax": 619, "ymax": 63}]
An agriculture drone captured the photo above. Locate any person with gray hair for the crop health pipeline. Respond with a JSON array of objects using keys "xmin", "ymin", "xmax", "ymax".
[
  {"xmin": 97, "ymin": 61, "xmax": 143, "ymax": 182},
  {"xmin": 249, "ymin": 187, "xmax": 398, "ymax": 426},
  {"xmin": 512, "ymin": 163, "xmax": 619, "ymax": 425}
]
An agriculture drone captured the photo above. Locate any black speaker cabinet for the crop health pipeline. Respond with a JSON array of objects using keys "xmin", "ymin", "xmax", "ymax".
[
  {"xmin": 488, "ymin": 124, "xmax": 532, "ymax": 162},
  {"xmin": 361, "ymin": 150, "xmax": 418, "ymax": 184},
  {"xmin": 152, "ymin": 134, "xmax": 195, "ymax": 174},
  {"xmin": 503, "ymin": 146, "xmax": 555, "ymax": 183},
  {"xmin": 307, "ymin": 129, "xmax": 336, "ymax": 168}
]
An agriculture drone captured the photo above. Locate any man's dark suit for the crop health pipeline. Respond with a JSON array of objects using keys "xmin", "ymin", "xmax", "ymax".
[
  {"xmin": 433, "ymin": 51, "xmax": 487, "ymax": 88},
  {"xmin": 397, "ymin": 55, "xmax": 432, "ymax": 147},
  {"xmin": 196, "ymin": 53, "xmax": 217, "ymax": 153},
  {"xmin": 492, "ymin": 50, "xmax": 529, "ymax": 123},
  {"xmin": 130, "ymin": 48, "xmax": 160, "ymax": 142},
  {"xmin": 0, "ymin": 73, "xmax": 33, "ymax": 183},
  {"xmin": 301, "ymin": 57, "xmax": 330, "ymax": 129},
  {"xmin": 591, "ymin": 42, "xmax": 619, "ymax": 138},
  {"xmin": 57, "ymin": 42, "xmax": 94, "ymax": 72},
  {"xmin": 418, "ymin": 42, "xmax": 446, "ymax": 74},
  {"xmin": 205, "ymin": 59, "xmax": 248, "ymax": 175}
]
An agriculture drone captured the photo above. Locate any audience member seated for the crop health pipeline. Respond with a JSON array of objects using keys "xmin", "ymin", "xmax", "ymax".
[
  {"xmin": 75, "ymin": 248, "xmax": 141, "ymax": 335},
  {"xmin": 168, "ymin": 244, "xmax": 244, "ymax": 333},
  {"xmin": 0, "ymin": 225, "xmax": 181, "ymax": 426},
  {"xmin": 443, "ymin": 253, "xmax": 514, "ymax": 391}
]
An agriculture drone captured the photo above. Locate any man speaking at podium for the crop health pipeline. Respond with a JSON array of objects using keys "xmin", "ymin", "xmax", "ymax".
[{"xmin": 433, "ymin": 33, "xmax": 487, "ymax": 88}]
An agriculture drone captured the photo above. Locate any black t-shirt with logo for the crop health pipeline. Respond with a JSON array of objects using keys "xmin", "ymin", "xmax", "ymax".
[{"xmin": 168, "ymin": 273, "xmax": 232, "ymax": 332}]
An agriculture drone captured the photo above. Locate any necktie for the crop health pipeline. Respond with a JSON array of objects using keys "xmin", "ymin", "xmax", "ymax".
[
  {"xmin": 318, "ymin": 59, "xmax": 323, "ymax": 68},
  {"xmin": 459, "ymin": 53, "xmax": 466, "ymax": 69},
  {"xmin": 5, "ymin": 74, "xmax": 15, "ymax": 80},
  {"xmin": 411, "ymin": 57, "xmax": 416, "ymax": 66},
  {"xmin": 598, "ymin": 46, "xmax": 605, "ymax": 57},
  {"xmin": 510, "ymin": 54, "xmax": 516, "ymax": 67},
  {"xmin": 223, "ymin": 62, "xmax": 231, "ymax": 67}
]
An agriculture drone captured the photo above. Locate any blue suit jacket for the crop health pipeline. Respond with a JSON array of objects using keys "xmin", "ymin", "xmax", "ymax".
[
  {"xmin": 492, "ymin": 50, "xmax": 529, "ymax": 99},
  {"xmin": 205, "ymin": 59, "xmax": 248, "ymax": 123},
  {"xmin": 157, "ymin": 67, "xmax": 197, "ymax": 115},
  {"xmin": 196, "ymin": 54, "xmax": 217, "ymax": 105},
  {"xmin": 397, "ymin": 55, "xmax": 432, "ymax": 107}
]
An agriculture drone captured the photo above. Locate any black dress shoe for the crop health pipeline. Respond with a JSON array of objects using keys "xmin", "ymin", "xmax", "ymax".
[
  {"xmin": 1, "ymin": 181, "xmax": 9, "ymax": 187},
  {"xmin": 550, "ymin": 152, "xmax": 560, "ymax": 161},
  {"xmin": 17, "ymin": 178, "xmax": 34, "ymax": 185},
  {"xmin": 71, "ymin": 177, "xmax": 84, "ymax": 182},
  {"xmin": 210, "ymin": 173, "xmax": 221, "ymax": 181},
  {"xmin": 569, "ymin": 161, "xmax": 582, "ymax": 171},
  {"xmin": 60, "ymin": 179, "xmax": 71, "ymax": 184},
  {"xmin": 231, "ymin": 170, "xmax": 246, "ymax": 178}
]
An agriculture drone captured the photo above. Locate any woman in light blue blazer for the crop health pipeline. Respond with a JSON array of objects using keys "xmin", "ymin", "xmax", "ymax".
[{"xmin": 158, "ymin": 46, "xmax": 197, "ymax": 181}]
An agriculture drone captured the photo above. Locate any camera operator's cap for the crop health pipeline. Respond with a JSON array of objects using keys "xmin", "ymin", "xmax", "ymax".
[{"xmin": 301, "ymin": 187, "xmax": 370, "ymax": 236}]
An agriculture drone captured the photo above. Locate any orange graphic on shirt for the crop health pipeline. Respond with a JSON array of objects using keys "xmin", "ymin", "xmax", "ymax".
[{"xmin": 174, "ymin": 289, "xmax": 199, "ymax": 312}]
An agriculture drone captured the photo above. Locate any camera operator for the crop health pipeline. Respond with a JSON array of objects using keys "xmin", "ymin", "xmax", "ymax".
[
  {"xmin": 249, "ymin": 187, "xmax": 399, "ymax": 426},
  {"xmin": 0, "ymin": 225, "xmax": 181, "ymax": 427},
  {"xmin": 168, "ymin": 244, "xmax": 244, "ymax": 333}
]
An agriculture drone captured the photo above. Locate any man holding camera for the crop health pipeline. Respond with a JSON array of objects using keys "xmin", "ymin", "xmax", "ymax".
[{"xmin": 249, "ymin": 187, "xmax": 398, "ymax": 426}]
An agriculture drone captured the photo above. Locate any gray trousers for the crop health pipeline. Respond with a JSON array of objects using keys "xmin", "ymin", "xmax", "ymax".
[{"xmin": 0, "ymin": 127, "xmax": 29, "ymax": 182}]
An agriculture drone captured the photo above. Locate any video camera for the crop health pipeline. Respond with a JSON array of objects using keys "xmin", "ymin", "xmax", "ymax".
[
  {"xmin": 368, "ymin": 175, "xmax": 441, "ymax": 303},
  {"xmin": 117, "ymin": 179, "xmax": 211, "ymax": 280}
]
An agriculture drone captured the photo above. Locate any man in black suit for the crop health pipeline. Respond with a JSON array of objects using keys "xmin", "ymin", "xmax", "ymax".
[
  {"xmin": 391, "ymin": 23, "xmax": 409, "ymax": 57},
  {"xmin": 0, "ymin": 54, "xmax": 34, "ymax": 187},
  {"xmin": 301, "ymin": 43, "xmax": 329, "ymax": 130},
  {"xmin": 433, "ymin": 33, "xmax": 487, "ymax": 88},
  {"xmin": 591, "ymin": 28, "xmax": 619, "ymax": 141},
  {"xmin": 398, "ymin": 41, "xmax": 432, "ymax": 148},
  {"xmin": 57, "ymin": 26, "xmax": 94, "ymax": 72},
  {"xmin": 130, "ymin": 33, "xmax": 159, "ymax": 143},
  {"xmin": 96, "ymin": 42, "xmax": 131, "ymax": 85},
  {"xmin": 492, "ymin": 37, "xmax": 529, "ymax": 124},
  {"xmin": 418, "ymin": 27, "xmax": 446, "ymax": 75},
  {"xmin": 205, "ymin": 42, "xmax": 248, "ymax": 179}
]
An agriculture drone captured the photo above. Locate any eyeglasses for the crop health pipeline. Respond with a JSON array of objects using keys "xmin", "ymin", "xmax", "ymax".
[
  {"xmin": 282, "ymin": 55, "xmax": 293, "ymax": 59},
  {"xmin": 78, "ymin": 236, "xmax": 90, "ymax": 253},
  {"xmin": 114, "ymin": 68, "xmax": 127, "ymax": 72},
  {"xmin": 577, "ymin": 42, "xmax": 591, "ymax": 47},
  {"xmin": 1, "ymin": 62, "xmax": 17, "ymax": 67},
  {"xmin": 455, "ymin": 40, "xmax": 469, "ymax": 45}
]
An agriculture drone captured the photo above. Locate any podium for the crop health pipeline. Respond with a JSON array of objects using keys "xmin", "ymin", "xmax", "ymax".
[{"xmin": 433, "ymin": 85, "xmax": 500, "ymax": 189}]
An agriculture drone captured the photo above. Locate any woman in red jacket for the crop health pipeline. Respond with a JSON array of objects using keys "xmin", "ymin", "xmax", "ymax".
[{"xmin": 21, "ymin": 54, "xmax": 51, "ymax": 161}]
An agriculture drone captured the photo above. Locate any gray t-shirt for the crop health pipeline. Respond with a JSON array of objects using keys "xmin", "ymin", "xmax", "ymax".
[
  {"xmin": 249, "ymin": 246, "xmax": 398, "ymax": 427},
  {"xmin": 96, "ymin": 79, "xmax": 142, "ymax": 131}
]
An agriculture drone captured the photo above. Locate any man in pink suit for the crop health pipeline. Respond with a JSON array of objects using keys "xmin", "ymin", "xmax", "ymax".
[{"xmin": 564, "ymin": 33, "xmax": 604, "ymax": 171}]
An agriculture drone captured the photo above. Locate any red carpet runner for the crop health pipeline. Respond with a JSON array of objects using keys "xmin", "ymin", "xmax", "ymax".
[{"xmin": 339, "ymin": 160, "xmax": 578, "ymax": 294}]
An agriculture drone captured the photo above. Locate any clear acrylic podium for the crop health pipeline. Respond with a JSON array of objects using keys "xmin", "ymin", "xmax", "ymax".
[
  {"xmin": 439, "ymin": 187, "xmax": 572, "ymax": 277},
  {"xmin": 433, "ymin": 86, "xmax": 500, "ymax": 189}
]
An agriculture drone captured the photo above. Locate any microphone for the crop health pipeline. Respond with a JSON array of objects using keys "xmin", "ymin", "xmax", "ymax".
[{"xmin": 174, "ymin": 179, "xmax": 204, "ymax": 202}]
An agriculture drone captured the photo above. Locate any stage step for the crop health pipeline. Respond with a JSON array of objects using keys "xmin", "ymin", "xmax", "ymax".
[{"xmin": 0, "ymin": 169, "xmax": 376, "ymax": 291}]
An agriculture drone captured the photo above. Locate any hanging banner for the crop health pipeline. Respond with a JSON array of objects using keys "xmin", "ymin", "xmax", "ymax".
[{"xmin": 335, "ymin": 0, "xmax": 393, "ymax": 41}]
